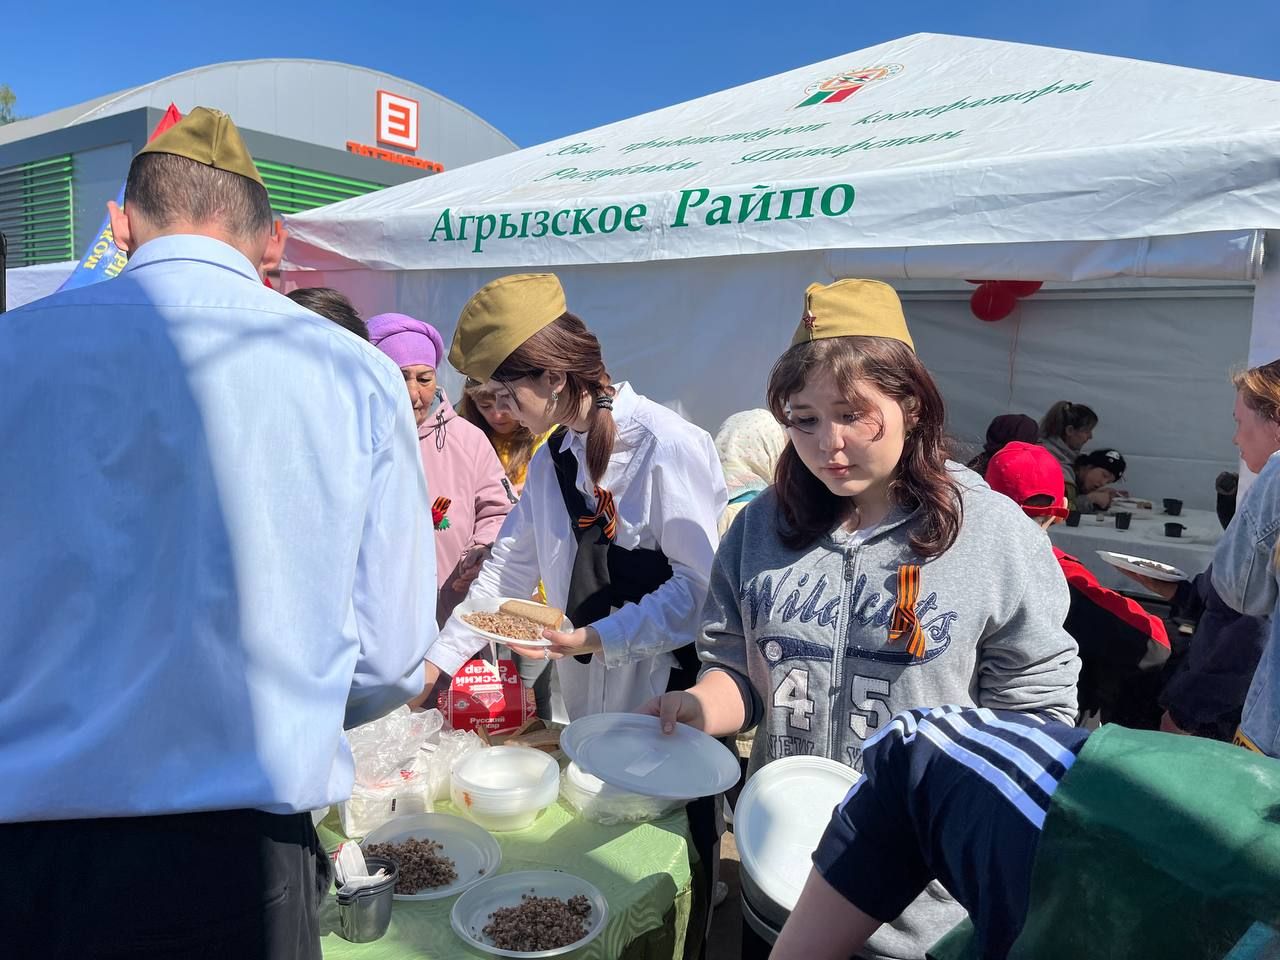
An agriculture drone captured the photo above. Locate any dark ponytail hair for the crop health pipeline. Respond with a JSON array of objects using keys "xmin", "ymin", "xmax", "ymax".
[
  {"xmin": 491, "ymin": 313, "xmax": 616, "ymax": 485},
  {"xmin": 1040, "ymin": 401, "xmax": 1098, "ymax": 441},
  {"xmin": 766, "ymin": 335, "xmax": 962, "ymax": 559}
]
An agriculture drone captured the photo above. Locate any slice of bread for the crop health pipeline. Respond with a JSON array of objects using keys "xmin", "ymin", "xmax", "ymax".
[
  {"xmin": 498, "ymin": 599, "xmax": 564, "ymax": 629},
  {"xmin": 506, "ymin": 728, "xmax": 562, "ymax": 753}
]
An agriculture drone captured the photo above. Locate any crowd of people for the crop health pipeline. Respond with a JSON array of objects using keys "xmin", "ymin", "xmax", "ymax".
[
  {"xmin": 957, "ymin": 387, "xmax": 1278, "ymax": 743},
  {"xmin": 4, "ymin": 106, "xmax": 1280, "ymax": 960},
  {"xmin": 968, "ymin": 402, "xmax": 1129, "ymax": 515}
]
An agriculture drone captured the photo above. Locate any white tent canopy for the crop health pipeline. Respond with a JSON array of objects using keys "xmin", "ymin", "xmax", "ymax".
[
  {"xmin": 286, "ymin": 33, "xmax": 1280, "ymax": 275},
  {"xmin": 283, "ymin": 33, "xmax": 1280, "ymax": 509}
]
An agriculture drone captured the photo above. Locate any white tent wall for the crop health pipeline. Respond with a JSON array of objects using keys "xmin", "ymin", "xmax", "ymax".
[
  {"xmin": 904, "ymin": 282, "xmax": 1249, "ymax": 511},
  {"xmin": 4, "ymin": 261, "xmax": 77, "ymax": 311},
  {"xmin": 286, "ymin": 258, "xmax": 1250, "ymax": 512}
]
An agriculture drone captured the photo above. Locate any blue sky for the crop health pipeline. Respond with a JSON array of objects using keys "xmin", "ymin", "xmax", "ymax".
[{"xmin": 6, "ymin": 0, "xmax": 1278, "ymax": 147}]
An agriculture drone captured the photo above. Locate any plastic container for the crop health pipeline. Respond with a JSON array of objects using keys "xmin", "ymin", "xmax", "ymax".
[
  {"xmin": 741, "ymin": 884, "xmax": 784, "ymax": 948},
  {"xmin": 334, "ymin": 855, "xmax": 397, "ymax": 943},
  {"xmin": 560, "ymin": 761, "xmax": 680, "ymax": 825},
  {"xmin": 451, "ymin": 746, "xmax": 559, "ymax": 832}
]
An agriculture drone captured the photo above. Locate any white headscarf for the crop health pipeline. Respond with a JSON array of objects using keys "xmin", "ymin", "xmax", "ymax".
[{"xmin": 715, "ymin": 409, "xmax": 789, "ymax": 534}]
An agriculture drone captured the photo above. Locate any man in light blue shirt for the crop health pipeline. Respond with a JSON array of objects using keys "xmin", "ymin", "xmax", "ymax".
[{"xmin": 0, "ymin": 108, "xmax": 435, "ymax": 958}]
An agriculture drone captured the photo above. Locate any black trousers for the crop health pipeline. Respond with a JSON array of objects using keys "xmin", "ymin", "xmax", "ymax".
[
  {"xmin": 684, "ymin": 792, "xmax": 720, "ymax": 960},
  {"xmin": 1, "ymin": 808, "xmax": 325, "ymax": 960}
]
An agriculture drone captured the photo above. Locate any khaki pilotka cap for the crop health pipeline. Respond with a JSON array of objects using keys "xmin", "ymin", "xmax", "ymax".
[
  {"xmin": 136, "ymin": 106, "xmax": 266, "ymax": 189},
  {"xmin": 790, "ymin": 279, "xmax": 915, "ymax": 352},
  {"xmin": 449, "ymin": 273, "xmax": 568, "ymax": 382}
]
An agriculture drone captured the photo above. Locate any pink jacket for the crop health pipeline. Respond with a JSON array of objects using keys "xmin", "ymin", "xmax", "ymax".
[{"xmin": 419, "ymin": 391, "xmax": 514, "ymax": 623}]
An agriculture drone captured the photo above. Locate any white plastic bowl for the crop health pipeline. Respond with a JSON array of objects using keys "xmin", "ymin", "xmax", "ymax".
[{"xmin": 451, "ymin": 746, "xmax": 560, "ymax": 832}]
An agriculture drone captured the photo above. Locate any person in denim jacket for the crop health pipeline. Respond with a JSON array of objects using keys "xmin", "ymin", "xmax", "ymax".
[
  {"xmin": 1122, "ymin": 470, "xmax": 1274, "ymax": 739},
  {"xmin": 1210, "ymin": 359, "xmax": 1280, "ymax": 755}
]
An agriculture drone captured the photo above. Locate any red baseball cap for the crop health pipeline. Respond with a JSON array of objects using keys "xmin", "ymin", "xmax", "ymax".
[{"xmin": 985, "ymin": 441, "xmax": 1069, "ymax": 519}]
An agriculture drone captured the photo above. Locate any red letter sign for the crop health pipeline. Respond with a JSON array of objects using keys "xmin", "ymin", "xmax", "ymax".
[{"xmin": 377, "ymin": 90, "xmax": 419, "ymax": 151}]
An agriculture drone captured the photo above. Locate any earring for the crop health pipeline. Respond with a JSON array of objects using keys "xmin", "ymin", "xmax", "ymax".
[{"xmin": 551, "ymin": 391, "xmax": 560, "ymax": 402}]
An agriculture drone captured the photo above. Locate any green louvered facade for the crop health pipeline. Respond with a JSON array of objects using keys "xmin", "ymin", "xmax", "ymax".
[
  {"xmin": 0, "ymin": 155, "xmax": 75, "ymax": 266},
  {"xmin": 257, "ymin": 160, "xmax": 386, "ymax": 216}
]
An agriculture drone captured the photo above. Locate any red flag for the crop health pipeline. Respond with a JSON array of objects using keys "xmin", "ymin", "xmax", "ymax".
[{"xmin": 150, "ymin": 104, "xmax": 183, "ymax": 140}]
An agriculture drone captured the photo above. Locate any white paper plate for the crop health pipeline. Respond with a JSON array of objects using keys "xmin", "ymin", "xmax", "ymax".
[
  {"xmin": 450, "ymin": 869, "xmax": 609, "ymax": 958},
  {"xmin": 1111, "ymin": 497, "xmax": 1153, "ymax": 510},
  {"xmin": 734, "ymin": 756, "xmax": 861, "ymax": 914},
  {"xmin": 1096, "ymin": 550, "xmax": 1188, "ymax": 582},
  {"xmin": 560, "ymin": 713, "xmax": 740, "ymax": 800},
  {"xmin": 1139, "ymin": 524, "xmax": 1210, "ymax": 546},
  {"xmin": 451, "ymin": 596, "xmax": 574, "ymax": 649},
  {"xmin": 360, "ymin": 812, "xmax": 502, "ymax": 901}
]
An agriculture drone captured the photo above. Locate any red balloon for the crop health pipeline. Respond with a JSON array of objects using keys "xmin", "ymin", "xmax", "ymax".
[
  {"xmin": 970, "ymin": 282, "xmax": 1018, "ymax": 322},
  {"xmin": 1001, "ymin": 280, "xmax": 1043, "ymax": 298}
]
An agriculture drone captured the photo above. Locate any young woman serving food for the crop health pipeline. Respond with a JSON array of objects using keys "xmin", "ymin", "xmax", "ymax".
[
  {"xmin": 422, "ymin": 273, "xmax": 727, "ymax": 719},
  {"xmin": 643, "ymin": 279, "xmax": 1081, "ymax": 960},
  {"xmin": 458, "ymin": 382, "xmax": 558, "ymax": 715}
]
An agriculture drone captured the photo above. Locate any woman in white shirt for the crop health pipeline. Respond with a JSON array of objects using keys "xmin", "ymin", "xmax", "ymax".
[{"xmin": 424, "ymin": 273, "xmax": 726, "ymax": 719}]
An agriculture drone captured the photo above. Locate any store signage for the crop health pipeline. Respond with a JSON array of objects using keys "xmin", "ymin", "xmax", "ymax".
[
  {"xmin": 347, "ymin": 89, "xmax": 444, "ymax": 172},
  {"xmin": 346, "ymin": 141, "xmax": 443, "ymax": 173},
  {"xmin": 377, "ymin": 90, "xmax": 419, "ymax": 150}
]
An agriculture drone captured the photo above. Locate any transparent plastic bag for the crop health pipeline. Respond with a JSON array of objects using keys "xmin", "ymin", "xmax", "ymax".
[
  {"xmin": 339, "ymin": 707, "xmax": 444, "ymax": 837},
  {"xmin": 347, "ymin": 707, "xmax": 442, "ymax": 788},
  {"xmin": 413, "ymin": 729, "xmax": 484, "ymax": 803}
]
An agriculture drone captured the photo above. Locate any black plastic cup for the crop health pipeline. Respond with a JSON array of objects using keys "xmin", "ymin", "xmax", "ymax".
[
  {"xmin": 1165, "ymin": 522, "xmax": 1186, "ymax": 538},
  {"xmin": 1115, "ymin": 512, "xmax": 1132, "ymax": 530},
  {"xmin": 1163, "ymin": 498, "xmax": 1184, "ymax": 516},
  {"xmin": 1065, "ymin": 511, "xmax": 1081, "ymax": 527}
]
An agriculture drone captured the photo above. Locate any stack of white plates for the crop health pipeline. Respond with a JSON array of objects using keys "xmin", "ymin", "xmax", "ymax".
[{"xmin": 734, "ymin": 756, "xmax": 861, "ymax": 933}]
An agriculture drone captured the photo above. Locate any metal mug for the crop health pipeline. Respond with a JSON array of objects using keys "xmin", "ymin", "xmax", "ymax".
[
  {"xmin": 1164, "ymin": 522, "xmax": 1187, "ymax": 538},
  {"xmin": 335, "ymin": 855, "xmax": 398, "ymax": 943},
  {"xmin": 1114, "ymin": 512, "xmax": 1132, "ymax": 530}
]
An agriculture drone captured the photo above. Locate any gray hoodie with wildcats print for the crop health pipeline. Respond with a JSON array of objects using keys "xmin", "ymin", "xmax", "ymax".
[{"xmin": 699, "ymin": 464, "xmax": 1079, "ymax": 960}]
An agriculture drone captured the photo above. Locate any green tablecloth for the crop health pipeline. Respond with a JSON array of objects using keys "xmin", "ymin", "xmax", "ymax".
[{"xmin": 318, "ymin": 800, "xmax": 693, "ymax": 960}]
